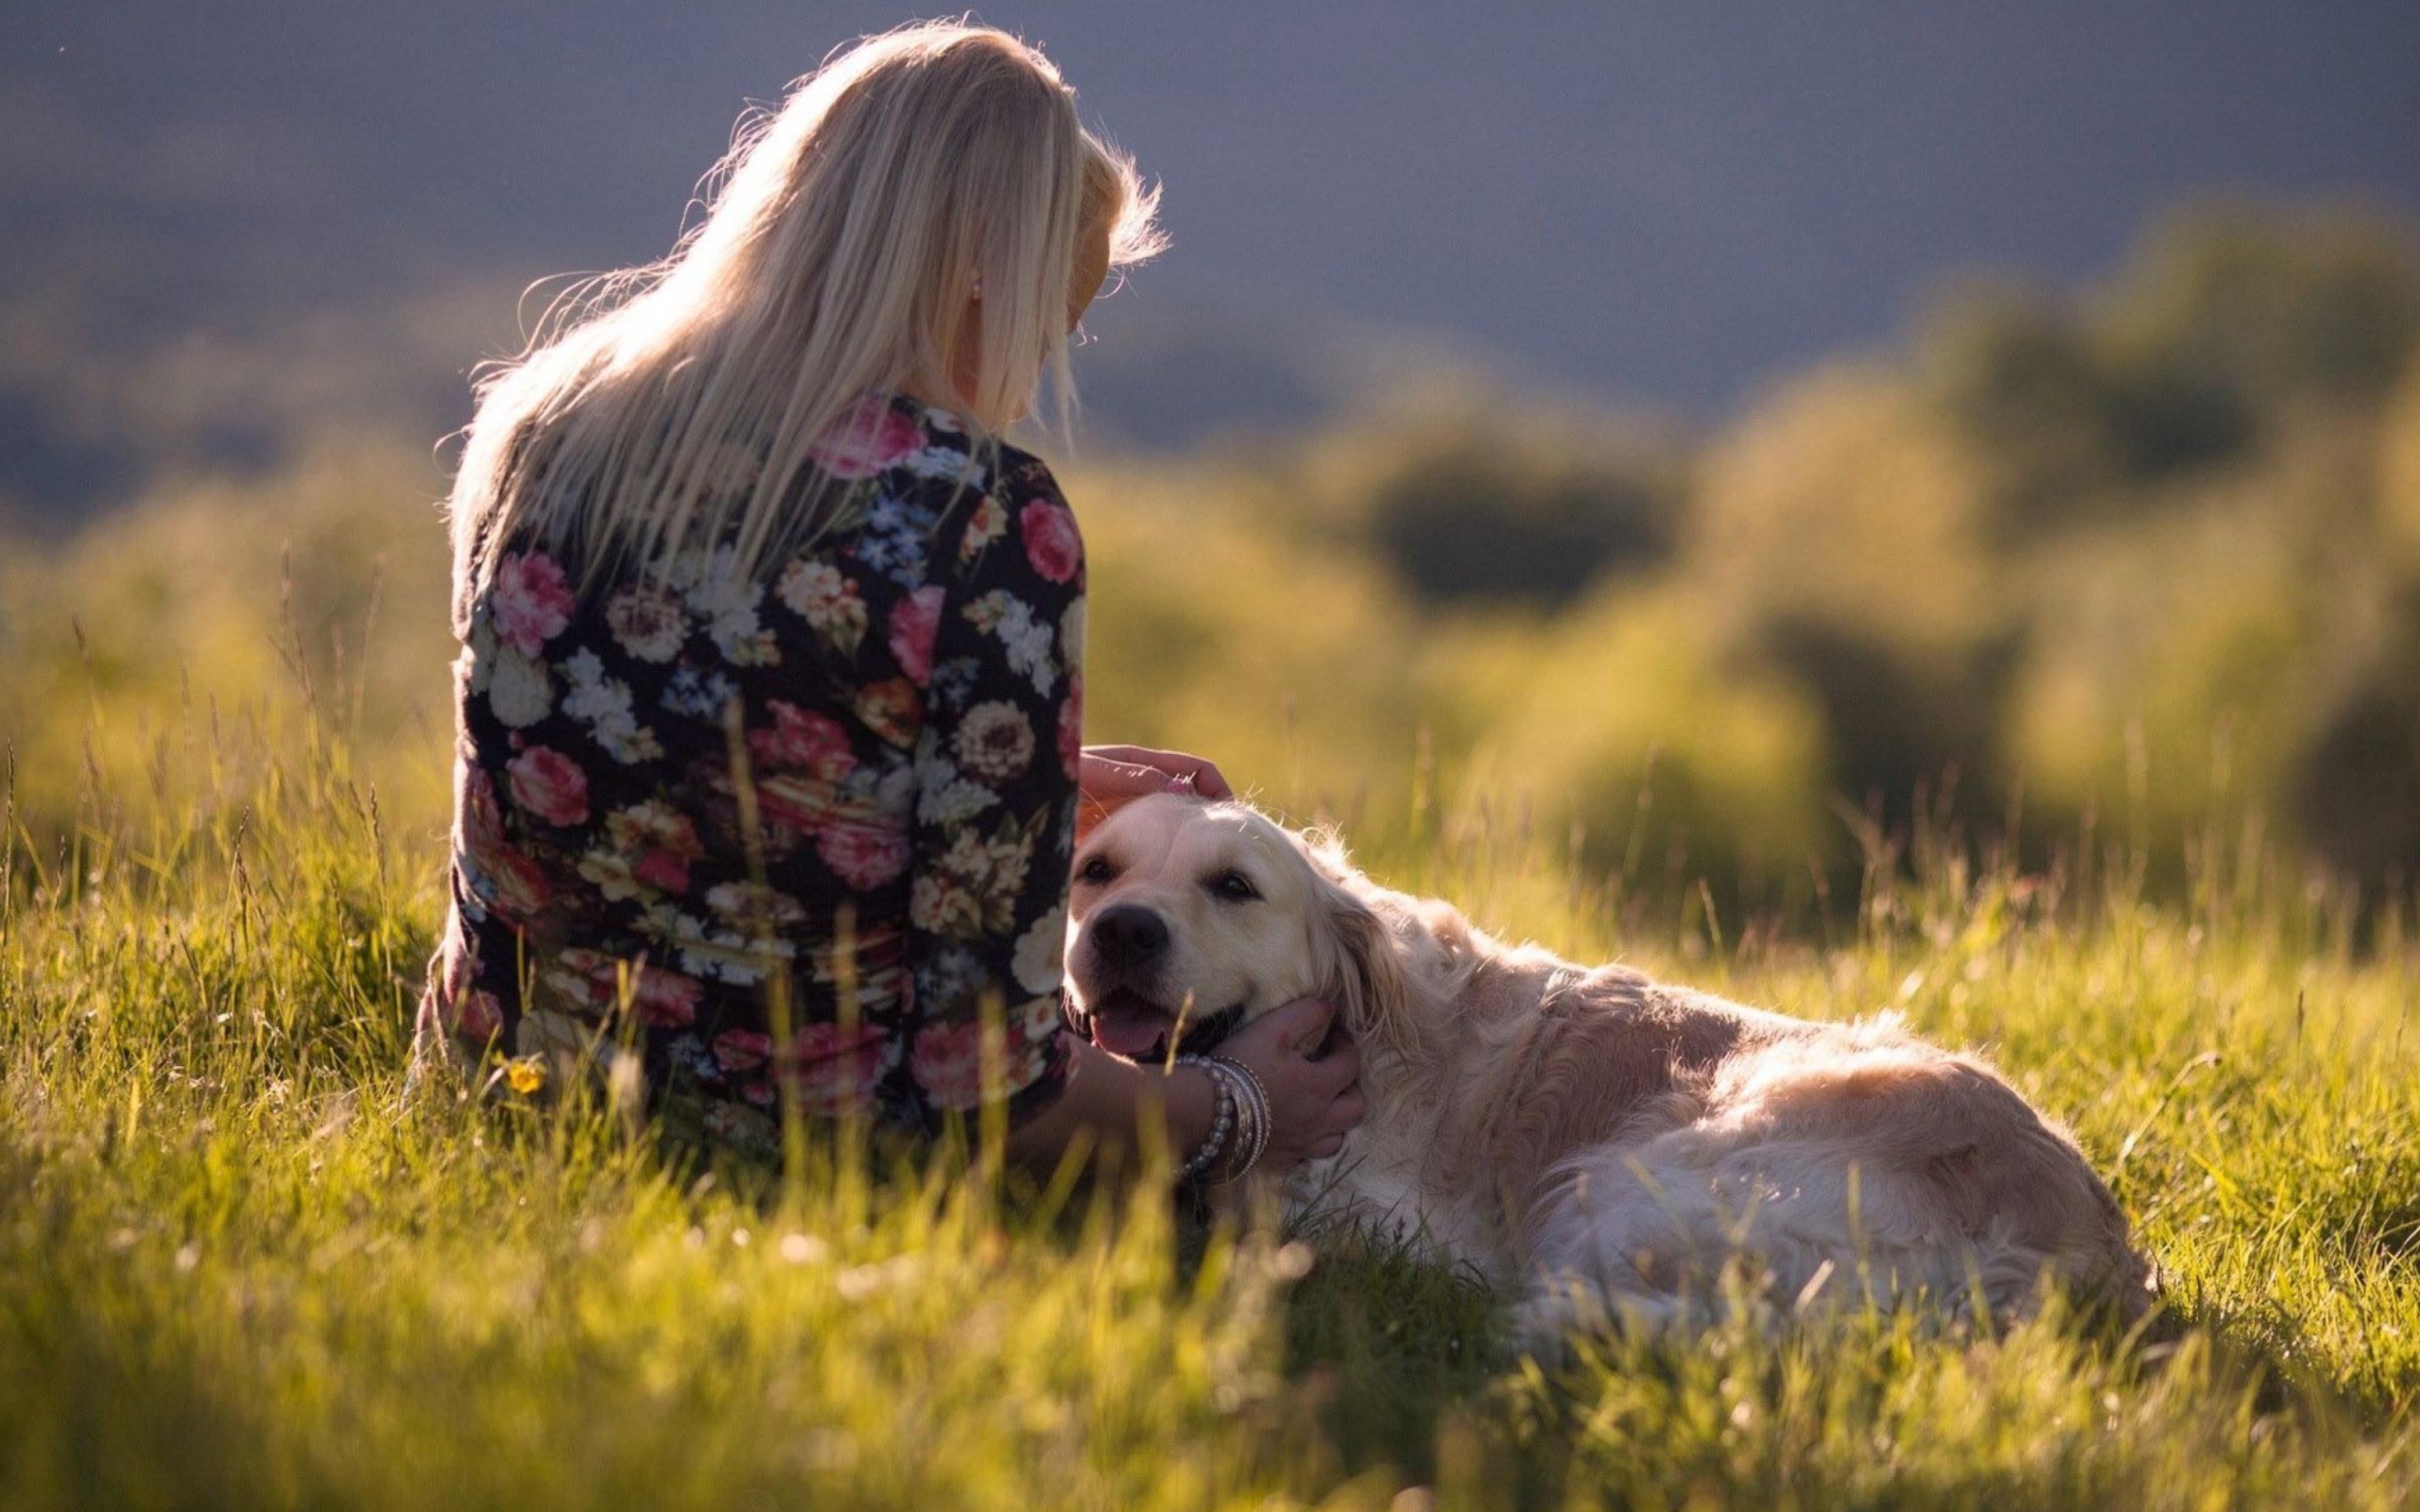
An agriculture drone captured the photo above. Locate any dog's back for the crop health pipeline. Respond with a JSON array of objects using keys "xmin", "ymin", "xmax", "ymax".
[
  {"xmin": 1297, "ymin": 883, "xmax": 2152, "ymax": 1331},
  {"xmin": 1517, "ymin": 982, "xmax": 2150, "ymax": 1326},
  {"xmin": 1064, "ymin": 796, "xmax": 2151, "ymax": 1332}
]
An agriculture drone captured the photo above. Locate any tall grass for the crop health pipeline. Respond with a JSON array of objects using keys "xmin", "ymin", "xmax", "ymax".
[
  {"xmin": 5, "ymin": 656, "xmax": 2419, "ymax": 1509},
  {"xmin": 12, "ymin": 198, "xmax": 2420, "ymax": 1505}
]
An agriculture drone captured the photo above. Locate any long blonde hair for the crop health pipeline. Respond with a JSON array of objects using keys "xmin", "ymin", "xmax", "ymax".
[{"xmin": 444, "ymin": 19, "xmax": 1164, "ymax": 633}]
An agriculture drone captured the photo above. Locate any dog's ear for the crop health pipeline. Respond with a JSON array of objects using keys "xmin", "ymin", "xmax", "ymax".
[{"xmin": 1315, "ymin": 869, "xmax": 1431, "ymax": 1066}]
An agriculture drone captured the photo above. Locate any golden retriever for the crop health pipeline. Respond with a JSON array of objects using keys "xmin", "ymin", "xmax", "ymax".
[{"xmin": 1065, "ymin": 794, "xmax": 2152, "ymax": 1332}]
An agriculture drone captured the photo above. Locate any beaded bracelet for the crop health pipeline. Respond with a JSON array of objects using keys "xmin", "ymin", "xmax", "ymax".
[
  {"xmin": 1178, "ymin": 1055, "xmax": 1271, "ymax": 1183},
  {"xmin": 1202, "ymin": 1055, "xmax": 1271, "ymax": 1177},
  {"xmin": 1178, "ymin": 1057, "xmax": 1236, "ymax": 1181}
]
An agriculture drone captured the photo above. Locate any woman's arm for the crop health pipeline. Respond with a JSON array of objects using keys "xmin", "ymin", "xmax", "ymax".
[
  {"xmin": 896, "ymin": 450, "xmax": 1363, "ymax": 1169},
  {"xmin": 1080, "ymin": 745, "xmax": 1233, "ymax": 800},
  {"xmin": 1008, "ymin": 996, "xmax": 1366, "ymax": 1175},
  {"xmin": 1004, "ymin": 1036, "xmax": 1216, "ymax": 1168},
  {"xmin": 1077, "ymin": 745, "xmax": 1234, "ymax": 840},
  {"xmin": 891, "ymin": 454, "xmax": 1088, "ymax": 1126}
]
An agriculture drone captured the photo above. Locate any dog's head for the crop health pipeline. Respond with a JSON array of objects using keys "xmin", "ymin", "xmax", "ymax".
[{"xmin": 1064, "ymin": 793, "xmax": 1429, "ymax": 1062}]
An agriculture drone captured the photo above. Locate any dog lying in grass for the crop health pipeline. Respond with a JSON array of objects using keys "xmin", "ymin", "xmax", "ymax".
[{"xmin": 1066, "ymin": 794, "xmax": 2154, "ymax": 1333}]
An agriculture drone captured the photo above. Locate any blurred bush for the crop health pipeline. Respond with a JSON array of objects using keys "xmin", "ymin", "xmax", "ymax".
[
  {"xmin": 1688, "ymin": 363, "xmax": 2011, "ymax": 829},
  {"xmin": 1288, "ymin": 402, "xmax": 1685, "ymax": 607},
  {"xmin": 1431, "ymin": 587, "xmax": 1829, "ymax": 894},
  {"xmin": 1921, "ymin": 204, "xmax": 2420, "ymax": 539},
  {"xmin": 8, "ymin": 198, "xmax": 2420, "ymax": 915}
]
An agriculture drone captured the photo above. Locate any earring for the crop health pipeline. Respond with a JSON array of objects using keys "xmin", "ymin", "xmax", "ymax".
[{"xmin": 971, "ymin": 276, "xmax": 984, "ymax": 301}]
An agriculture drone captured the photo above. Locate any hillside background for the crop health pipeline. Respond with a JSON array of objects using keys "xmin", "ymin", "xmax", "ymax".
[
  {"xmin": 7, "ymin": 5, "xmax": 2420, "ymax": 912},
  {"xmin": 11, "ymin": 17, "xmax": 2420, "ymax": 1504}
]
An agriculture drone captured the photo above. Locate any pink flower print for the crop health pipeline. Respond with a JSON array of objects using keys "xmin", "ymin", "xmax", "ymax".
[
  {"xmin": 492, "ymin": 552, "xmax": 575, "ymax": 655},
  {"xmin": 1004, "ymin": 998, "xmax": 1069, "ymax": 1088},
  {"xmin": 628, "ymin": 969, "xmax": 702, "ymax": 1027},
  {"xmin": 584, "ymin": 801, "xmax": 705, "ymax": 900},
  {"xmin": 909, "ymin": 870, "xmax": 981, "ymax": 939},
  {"xmin": 549, "ymin": 949, "xmax": 704, "ymax": 1029},
  {"xmin": 775, "ymin": 559, "xmax": 868, "ymax": 650},
  {"xmin": 702, "ymin": 1101, "xmax": 777, "ymax": 1152},
  {"xmin": 781, "ymin": 1022, "xmax": 895, "ymax": 1115},
  {"xmin": 1014, "ymin": 991, "xmax": 1068, "ymax": 1043},
  {"xmin": 807, "ymin": 396, "xmax": 925, "ymax": 479},
  {"xmin": 748, "ymin": 701, "xmax": 857, "ymax": 780},
  {"xmin": 506, "ymin": 746, "xmax": 590, "ymax": 827},
  {"xmin": 461, "ymin": 767, "xmax": 551, "ymax": 923},
  {"xmin": 704, "ymin": 880, "xmax": 809, "ymax": 935},
  {"xmin": 461, "ymin": 764, "xmax": 504, "ymax": 853},
  {"xmin": 604, "ymin": 583, "xmax": 687, "ymax": 662},
  {"xmin": 953, "ymin": 700, "xmax": 1034, "ymax": 780},
  {"xmin": 855, "ymin": 679, "xmax": 921, "ymax": 748},
  {"xmin": 478, "ymin": 852, "xmax": 550, "ymax": 924},
  {"xmin": 960, "ymin": 493, "xmax": 1008, "ymax": 558},
  {"xmin": 424, "ymin": 936, "xmax": 507, "ymax": 1045},
  {"xmin": 909, "ymin": 1021, "xmax": 990, "ymax": 1111},
  {"xmin": 451, "ymin": 989, "xmax": 505, "ymax": 1043},
  {"xmin": 1018, "ymin": 499, "xmax": 1081, "ymax": 584},
  {"xmin": 630, "ymin": 850, "xmax": 685, "ymax": 895},
  {"xmin": 889, "ymin": 585, "xmax": 944, "ymax": 687},
  {"xmin": 713, "ymin": 1028, "xmax": 773, "ymax": 1074},
  {"xmin": 624, "ymin": 800, "xmax": 703, "ymax": 854},
  {"xmin": 754, "ymin": 771, "xmax": 841, "ymax": 836},
  {"xmin": 1057, "ymin": 679, "xmax": 1083, "ymax": 778},
  {"xmin": 818, "ymin": 817, "xmax": 910, "ymax": 889}
]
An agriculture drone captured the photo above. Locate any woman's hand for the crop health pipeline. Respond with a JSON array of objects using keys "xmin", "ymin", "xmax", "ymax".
[
  {"xmin": 1081, "ymin": 744, "xmax": 1233, "ymax": 801},
  {"xmin": 1004, "ymin": 998, "xmax": 1360, "ymax": 1180},
  {"xmin": 1078, "ymin": 745, "xmax": 1232, "ymax": 837},
  {"xmin": 1217, "ymin": 996, "xmax": 1364, "ymax": 1172}
]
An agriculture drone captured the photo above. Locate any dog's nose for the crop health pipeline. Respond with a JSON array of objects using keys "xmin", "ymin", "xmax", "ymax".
[{"xmin": 1088, "ymin": 904, "xmax": 1169, "ymax": 968}]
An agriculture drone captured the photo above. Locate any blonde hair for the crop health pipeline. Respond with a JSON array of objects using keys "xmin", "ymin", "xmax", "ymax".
[{"xmin": 444, "ymin": 19, "xmax": 1164, "ymax": 632}]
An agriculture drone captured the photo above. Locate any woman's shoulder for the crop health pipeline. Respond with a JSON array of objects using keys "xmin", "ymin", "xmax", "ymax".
[
  {"xmin": 986, "ymin": 438, "xmax": 1065, "ymax": 505},
  {"xmin": 854, "ymin": 391, "xmax": 1064, "ymax": 500}
]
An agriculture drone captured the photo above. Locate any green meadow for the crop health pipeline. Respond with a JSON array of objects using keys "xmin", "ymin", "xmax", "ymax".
[{"xmin": 6, "ymin": 202, "xmax": 2420, "ymax": 1507}]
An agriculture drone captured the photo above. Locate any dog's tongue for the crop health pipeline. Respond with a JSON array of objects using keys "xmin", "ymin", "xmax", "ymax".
[{"xmin": 1089, "ymin": 1008, "xmax": 1168, "ymax": 1058}]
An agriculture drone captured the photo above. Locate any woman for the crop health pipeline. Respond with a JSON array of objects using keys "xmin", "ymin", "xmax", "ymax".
[{"xmin": 418, "ymin": 21, "xmax": 1362, "ymax": 1178}]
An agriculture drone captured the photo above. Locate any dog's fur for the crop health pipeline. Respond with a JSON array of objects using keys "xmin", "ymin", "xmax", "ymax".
[{"xmin": 1066, "ymin": 795, "xmax": 2152, "ymax": 1332}]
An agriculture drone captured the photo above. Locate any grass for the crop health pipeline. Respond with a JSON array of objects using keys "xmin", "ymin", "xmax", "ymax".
[{"xmin": 5, "ymin": 708, "xmax": 2420, "ymax": 1510}]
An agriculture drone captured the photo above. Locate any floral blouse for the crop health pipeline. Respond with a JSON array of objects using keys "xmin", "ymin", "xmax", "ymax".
[{"xmin": 418, "ymin": 394, "xmax": 1083, "ymax": 1157}]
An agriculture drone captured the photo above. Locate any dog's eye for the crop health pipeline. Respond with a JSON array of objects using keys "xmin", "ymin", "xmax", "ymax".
[
  {"xmin": 1208, "ymin": 870, "xmax": 1259, "ymax": 902},
  {"xmin": 1078, "ymin": 855, "xmax": 1118, "ymax": 885}
]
